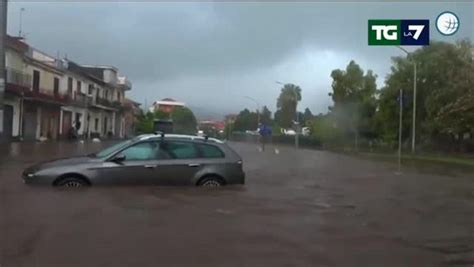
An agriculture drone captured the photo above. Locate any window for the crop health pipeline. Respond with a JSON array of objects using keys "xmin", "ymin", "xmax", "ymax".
[
  {"xmin": 32, "ymin": 70, "xmax": 40, "ymax": 92},
  {"xmin": 117, "ymin": 91, "xmax": 121, "ymax": 102},
  {"xmin": 53, "ymin": 77, "xmax": 59, "ymax": 96},
  {"xmin": 162, "ymin": 141, "xmax": 198, "ymax": 159},
  {"xmin": 75, "ymin": 113, "xmax": 82, "ymax": 130},
  {"xmin": 77, "ymin": 81, "xmax": 82, "ymax": 94},
  {"xmin": 105, "ymin": 90, "xmax": 109, "ymax": 100},
  {"xmin": 94, "ymin": 118, "xmax": 99, "ymax": 131},
  {"xmin": 88, "ymin": 84, "xmax": 93, "ymax": 95},
  {"xmin": 95, "ymin": 139, "xmax": 133, "ymax": 158},
  {"xmin": 197, "ymin": 144, "xmax": 225, "ymax": 158},
  {"xmin": 67, "ymin": 77, "xmax": 73, "ymax": 96},
  {"xmin": 120, "ymin": 142, "xmax": 159, "ymax": 161}
]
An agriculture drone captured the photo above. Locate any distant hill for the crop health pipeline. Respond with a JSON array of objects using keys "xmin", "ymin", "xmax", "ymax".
[{"xmin": 188, "ymin": 105, "xmax": 227, "ymax": 121}]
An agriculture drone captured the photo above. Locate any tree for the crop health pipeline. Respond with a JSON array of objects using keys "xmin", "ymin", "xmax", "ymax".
[
  {"xmin": 276, "ymin": 83, "xmax": 302, "ymax": 128},
  {"xmin": 136, "ymin": 111, "xmax": 155, "ymax": 134},
  {"xmin": 260, "ymin": 105, "xmax": 272, "ymax": 125},
  {"xmin": 171, "ymin": 106, "xmax": 197, "ymax": 135},
  {"xmin": 303, "ymin": 108, "xmax": 314, "ymax": 126},
  {"xmin": 154, "ymin": 110, "xmax": 169, "ymax": 120},
  {"xmin": 328, "ymin": 60, "xmax": 377, "ymax": 149},
  {"xmin": 377, "ymin": 40, "xmax": 474, "ymax": 150},
  {"xmin": 233, "ymin": 108, "xmax": 258, "ymax": 131},
  {"xmin": 309, "ymin": 113, "xmax": 343, "ymax": 147}
]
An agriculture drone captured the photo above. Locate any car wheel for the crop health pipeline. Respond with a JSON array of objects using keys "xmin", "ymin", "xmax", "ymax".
[
  {"xmin": 56, "ymin": 177, "xmax": 88, "ymax": 188},
  {"xmin": 198, "ymin": 176, "xmax": 224, "ymax": 187}
]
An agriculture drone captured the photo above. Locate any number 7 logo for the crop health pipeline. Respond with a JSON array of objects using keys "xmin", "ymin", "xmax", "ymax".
[
  {"xmin": 400, "ymin": 20, "xmax": 429, "ymax": 45},
  {"xmin": 408, "ymin": 25, "xmax": 425, "ymax": 40}
]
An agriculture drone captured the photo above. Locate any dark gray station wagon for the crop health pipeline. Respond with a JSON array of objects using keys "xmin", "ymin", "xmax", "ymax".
[{"xmin": 23, "ymin": 134, "xmax": 245, "ymax": 187}]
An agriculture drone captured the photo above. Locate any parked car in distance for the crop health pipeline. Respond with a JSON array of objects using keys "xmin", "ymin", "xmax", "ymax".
[
  {"xmin": 282, "ymin": 129, "xmax": 296, "ymax": 136},
  {"xmin": 23, "ymin": 134, "xmax": 245, "ymax": 188},
  {"xmin": 245, "ymin": 130, "xmax": 259, "ymax": 135},
  {"xmin": 302, "ymin": 127, "xmax": 311, "ymax": 136}
]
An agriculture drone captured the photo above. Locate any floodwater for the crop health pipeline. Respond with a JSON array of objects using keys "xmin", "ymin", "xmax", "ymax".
[{"xmin": 1, "ymin": 141, "xmax": 473, "ymax": 266}]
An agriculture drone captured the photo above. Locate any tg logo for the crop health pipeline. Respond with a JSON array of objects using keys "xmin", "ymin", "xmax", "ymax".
[{"xmin": 368, "ymin": 20, "xmax": 429, "ymax": 46}]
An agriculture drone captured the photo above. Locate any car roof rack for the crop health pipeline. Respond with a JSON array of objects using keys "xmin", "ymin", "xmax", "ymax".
[{"xmin": 154, "ymin": 131, "xmax": 165, "ymax": 139}]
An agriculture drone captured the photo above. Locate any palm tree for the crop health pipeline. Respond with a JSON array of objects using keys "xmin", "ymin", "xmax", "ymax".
[
  {"xmin": 277, "ymin": 83, "xmax": 302, "ymax": 109},
  {"xmin": 276, "ymin": 83, "xmax": 302, "ymax": 128}
]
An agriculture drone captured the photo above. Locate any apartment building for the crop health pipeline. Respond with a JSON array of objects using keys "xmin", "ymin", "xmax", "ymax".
[{"xmin": 3, "ymin": 35, "xmax": 132, "ymax": 141}]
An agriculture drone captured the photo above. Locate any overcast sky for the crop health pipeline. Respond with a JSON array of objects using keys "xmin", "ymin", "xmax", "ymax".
[{"xmin": 6, "ymin": 1, "xmax": 474, "ymax": 119}]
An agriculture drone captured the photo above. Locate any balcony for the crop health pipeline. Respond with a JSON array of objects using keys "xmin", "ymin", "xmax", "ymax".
[
  {"xmin": 117, "ymin": 76, "xmax": 131, "ymax": 90},
  {"xmin": 21, "ymin": 89, "xmax": 71, "ymax": 105},
  {"xmin": 94, "ymin": 97, "xmax": 124, "ymax": 110},
  {"xmin": 111, "ymin": 100, "xmax": 123, "ymax": 109},
  {"xmin": 96, "ymin": 97, "xmax": 112, "ymax": 107},
  {"xmin": 73, "ymin": 92, "xmax": 94, "ymax": 108},
  {"xmin": 5, "ymin": 68, "xmax": 71, "ymax": 105},
  {"xmin": 6, "ymin": 67, "xmax": 31, "ymax": 89}
]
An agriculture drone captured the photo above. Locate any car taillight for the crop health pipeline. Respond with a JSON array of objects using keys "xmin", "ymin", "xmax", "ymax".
[{"xmin": 237, "ymin": 160, "xmax": 242, "ymax": 165}]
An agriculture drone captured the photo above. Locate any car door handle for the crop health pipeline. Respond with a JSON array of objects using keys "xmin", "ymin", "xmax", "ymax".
[
  {"xmin": 188, "ymin": 163, "xmax": 201, "ymax": 167},
  {"xmin": 144, "ymin": 164, "xmax": 157, "ymax": 169}
]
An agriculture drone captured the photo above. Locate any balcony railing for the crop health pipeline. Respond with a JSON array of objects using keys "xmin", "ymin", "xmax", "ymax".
[
  {"xmin": 74, "ymin": 92, "xmax": 93, "ymax": 107},
  {"xmin": 96, "ymin": 97, "xmax": 111, "ymax": 107},
  {"xmin": 20, "ymin": 89, "xmax": 72, "ymax": 104},
  {"xmin": 111, "ymin": 100, "xmax": 123, "ymax": 109},
  {"xmin": 94, "ymin": 97, "xmax": 124, "ymax": 109},
  {"xmin": 6, "ymin": 67, "xmax": 31, "ymax": 88},
  {"xmin": 117, "ymin": 76, "xmax": 131, "ymax": 89}
]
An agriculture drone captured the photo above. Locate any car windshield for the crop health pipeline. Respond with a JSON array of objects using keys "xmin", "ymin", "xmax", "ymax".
[{"xmin": 95, "ymin": 139, "xmax": 134, "ymax": 158}]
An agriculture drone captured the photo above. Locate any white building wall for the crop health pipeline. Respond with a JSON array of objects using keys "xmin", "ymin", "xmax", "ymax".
[
  {"xmin": 36, "ymin": 107, "xmax": 42, "ymax": 140},
  {"xmin": 88, "ymin": 110, "xmax": 102, "ymax": 136},
  {"xmin": 4, "ymin": 98, "xmax": 21, "ymax": 137},
  {"xmin": 103, "ymin": 69, "xmax": 117, "ymax": 84},
  {"xmin": 60, "ymin": 106, "xmax": 87, "ymax": 135}
]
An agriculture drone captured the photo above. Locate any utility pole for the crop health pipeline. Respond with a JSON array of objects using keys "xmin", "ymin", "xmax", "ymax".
[
  {"xmin": 397, "ymin": 89, "xmax": 403, "ymax": 174},
  {"xmin": 412, "ymin": 62, "xmax": 417, "ymax": 154},
  {"xmin": 396, "ymin": 46, "xmax": 417, "ymax": 154},
  {"xmin": 0, "ymin": 0, "xmax": 8, "ymax": 140},
  {"xmin": 294, "ymin": 93, "xmax": 299, "ymax": 149},
  {"xmin": 18, "ymin": 7, "xmax": 24, "ymax": 38}
]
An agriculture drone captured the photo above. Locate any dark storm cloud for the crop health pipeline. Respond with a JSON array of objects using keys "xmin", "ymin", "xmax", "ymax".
[{"xmin": 6, "ymin": 2, "xmax": 474, "ymax": 118}]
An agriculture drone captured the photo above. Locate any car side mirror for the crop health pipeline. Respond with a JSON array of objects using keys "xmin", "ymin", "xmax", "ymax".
[{"xmin": 112, "ymin": 154, "xmax": 126, "ymax": 163}]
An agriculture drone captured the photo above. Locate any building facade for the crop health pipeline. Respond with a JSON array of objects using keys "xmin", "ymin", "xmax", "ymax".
[
  {"xmin": 149, "ymin": 98, "xmax": 185, "ymax": 113},
  {"xmin": 3, "ymin": 35, "xmax": 133, "ymax": 141}
]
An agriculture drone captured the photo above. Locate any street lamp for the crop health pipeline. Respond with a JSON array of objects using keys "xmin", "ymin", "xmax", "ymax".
[
  {"xmin": 396, "ymin": 45, "xmax": 417, "ymax": 154},
  {"xmin": 19, "ymin": 7, "xmax": 25, "ymax": 38},
  {"xmin": 275, "ymin": 81, "xmax": 299, "ymax": 149}
]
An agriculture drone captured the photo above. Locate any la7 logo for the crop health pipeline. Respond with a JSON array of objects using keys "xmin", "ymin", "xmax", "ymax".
[
  {"xmin": 401, "ymin": 20, "xmax": 430, "ymax": 45},
  {"xmin": 407, "ymin": 25, "xmax": 425, "ymax": 40}
]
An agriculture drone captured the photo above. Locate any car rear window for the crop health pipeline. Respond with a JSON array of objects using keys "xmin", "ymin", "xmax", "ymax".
[
  {"xmin": 163, "ymin": 141, "xmax": 198, "ymax": 159},
  {"xmin": 197, "ymin": 144, "xmax": 225, "ymax": 158}
]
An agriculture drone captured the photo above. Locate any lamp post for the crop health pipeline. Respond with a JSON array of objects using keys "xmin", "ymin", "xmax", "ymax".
[
  {"xmin": 275, "ymin": 81, "xmax": 299, "ymax": 149},
  {"xmin": 396, "ymin": 46, "xmax": 417, "ymax": 154},
  {"xmin": 19, "ymin": 7, "xmax": 25, "ymax": 37},
  {"xmin": 397, "ymin": 89, "xmax": 403, "ymax": 174}
]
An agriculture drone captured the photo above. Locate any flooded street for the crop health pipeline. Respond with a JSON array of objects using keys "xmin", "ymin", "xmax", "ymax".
[{"xmin": 1, "ymin": 141, "xmax": 473, "ymax": 266}]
